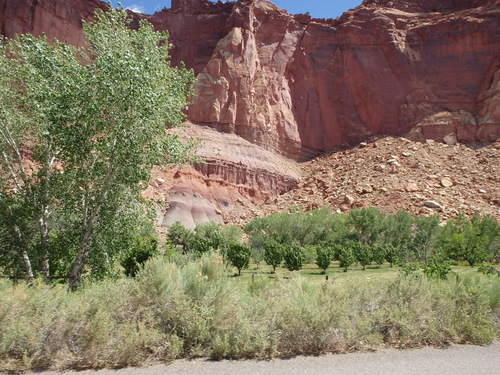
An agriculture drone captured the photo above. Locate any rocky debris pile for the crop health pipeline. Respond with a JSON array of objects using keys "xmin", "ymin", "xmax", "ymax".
[{"xmin": 226, "ymin": 137, "xmax": 500, "ymax": 226}]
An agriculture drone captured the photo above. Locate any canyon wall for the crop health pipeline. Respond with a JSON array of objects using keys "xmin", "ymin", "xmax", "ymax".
[
  {"xmin": 1, "ymin": 0, "xmax": 499, "ymax": 160},
  {"xmin": 188, "ymin": 0, "xmax": 500, "ymax": 159},
  {"xmin": 2, "ymin": 0, "xmax": 500, "ymax": 226}
]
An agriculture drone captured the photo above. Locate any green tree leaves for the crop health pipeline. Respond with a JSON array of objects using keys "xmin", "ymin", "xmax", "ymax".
[
  {"xmin": 0, "ymin": 6, "xmax": 196, "ymax": 287},
  {"xmin": 263, "ymin": 240, "xmax": 285, "ymax": 273},
  {"xmin": 226, "ymin": 243, "xmax": 251, "ymax": 276}
]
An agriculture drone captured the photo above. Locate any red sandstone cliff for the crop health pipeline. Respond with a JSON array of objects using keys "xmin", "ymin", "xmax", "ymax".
[
  {"xmin": 188, "ymin": 0, "xmax": 500, "ymax": 159},
  {"xmin": 2, "ymin": 0, "xmax": 499, "ymax": 159},
  {"xmin": 1, "ymin": 0, "xmax": 500, "ymax": 226}
]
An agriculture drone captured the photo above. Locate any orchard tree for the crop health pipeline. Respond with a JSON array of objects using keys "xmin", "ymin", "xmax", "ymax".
[
  {"xmin": 0, "ymin": 6, "xmax": 196, "ymax": 288},
  {"xmin": 263, "ymin": 240, "xmax": 284, "ymax": 273},
  {"xmin": 438, "ymin": 214, "xmax": 495, "ymax": 267},
  {"xmin": 283, "ymin": 242, "xmax": 305, "ymax": 271},
  {"xmin": 371, "ymin": 244, "xmax": 386, "ymax": 266},
  {"xmin": 336, "ymin": 244, "xmax": 355, "ymax": 272},
  {"xmin": 353, "ymin": 243, "xmax": 372, "ymax": 270},
  {"xmin": 384, "ymin": 244, "xmax": 400, "ymax": 267},
  {"xmin": 226, "ymin": 243, "xmax": 251, "ymax": 276},
  {"xmin": 315, "ymin": 244, "xmax": 334, "ymax": 274}
]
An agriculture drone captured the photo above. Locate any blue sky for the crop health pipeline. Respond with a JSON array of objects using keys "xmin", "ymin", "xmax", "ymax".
[{"xmin": 113, "ymin": 1, "xmax": 363, "ymax": 19}]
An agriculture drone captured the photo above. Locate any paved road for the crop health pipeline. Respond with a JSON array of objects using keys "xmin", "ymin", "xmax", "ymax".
[{"xmin": 35, "ymin": 342, "xmax": 500, "ymax": 375}]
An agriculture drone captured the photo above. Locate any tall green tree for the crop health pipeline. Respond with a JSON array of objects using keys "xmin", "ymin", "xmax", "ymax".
[
  {"xmin": 412, "ymin": 215, "xmax": 441, "ymax": 266},
  {"xmin": 0, "ymin": 6, "xmax": 196, "ymax": 288},
  {"xmin": 349, "ymin": 207, "xmax": 386, "ymax": 246}
]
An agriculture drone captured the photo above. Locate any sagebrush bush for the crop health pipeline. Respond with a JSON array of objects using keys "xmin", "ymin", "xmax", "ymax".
[{"xmin": 1, "ymin": 255, "xmax": 499, "ymax": 372}]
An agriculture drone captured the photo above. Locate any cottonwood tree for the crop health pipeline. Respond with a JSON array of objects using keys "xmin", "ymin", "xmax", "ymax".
[
  {"xmin": 0, "ymin": 6, "xmax": 196, "ymax": 288},
  {"xmin": 412, "ymin": 215, "xmax": 440, "ymax": 266}
]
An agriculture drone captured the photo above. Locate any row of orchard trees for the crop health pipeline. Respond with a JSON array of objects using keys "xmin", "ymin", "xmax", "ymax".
[
  {"xmin": 0, "ymin": 6, "xmax": 196, "ymax": 288},
  {"xmin": 167, "ymin": 207, "xmax": 500, "ymax": 277}
]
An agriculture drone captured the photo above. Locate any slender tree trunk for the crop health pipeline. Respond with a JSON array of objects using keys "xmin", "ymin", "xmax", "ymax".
[
  {"xmin": 7, "ymin": 205, "xmax": 34, "ymax": 282},
  {"xmin": 14, "ymin": 223, "xmax": 34, "ymax": 281},
  {"xmin": 68, "ymin": 197, "xmax": 99, "ymax": 290},
  {"xmin": 22, "ymin": 250, "xmax": 34, "ymax": 283},
  {"xmin": 39, "ymin": 149, "xmax": 55, "ymax": 280},
  {"xmin": 68, "ymin": 230, "xmax": 93, "ymax": 291},
  {"xmin": 38, "ymin": 208, "xmax": 50, "ymax": 279}
]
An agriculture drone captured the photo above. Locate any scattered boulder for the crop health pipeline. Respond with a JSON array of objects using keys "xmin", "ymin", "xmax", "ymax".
[{"xmin": 423, "ymin": 201, "xmax": 444, "ymax": 211}]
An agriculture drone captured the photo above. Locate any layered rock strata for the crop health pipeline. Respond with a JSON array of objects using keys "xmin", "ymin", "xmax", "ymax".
[{"xmin": 144, "ymin": 123, "xmax": 300, "ymax": 229}]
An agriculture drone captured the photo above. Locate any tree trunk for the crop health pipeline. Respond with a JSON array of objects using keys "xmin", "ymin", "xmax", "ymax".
[
  {"xmin": 15, "ymin": 224, "xmax": 34, "ymax": 282},
  {"xmin": 22, "ymin": 250, "xmax": 34, "ymax": 284},
  {"xmin": 68, "ymin": 229, "xmax": 94, "ymax": 291},
  {"xmin": 7, "ymin": 205, "xmax": 34, "ymax": 282},
  {"xmin": 38, "ymin": 208, "xmax": 50, "ymax": 279}
]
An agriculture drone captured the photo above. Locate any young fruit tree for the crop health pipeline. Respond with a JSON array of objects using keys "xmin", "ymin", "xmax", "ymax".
[
  {"xmin": 263, "ymin": 240, "xmax": 284, "ymax": 273},
  {"xmin": 226, "ymin": 243, "xmax": 251, "ymax": 276},
  {"xmin": 0, "ymin": 6, "xmax": 196, "ymax": 288}
]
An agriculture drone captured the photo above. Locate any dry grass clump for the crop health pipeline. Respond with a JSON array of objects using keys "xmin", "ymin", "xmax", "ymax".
[{"xmin": 0, "ymin": 253, "xmax": 499, "ymax": 372}]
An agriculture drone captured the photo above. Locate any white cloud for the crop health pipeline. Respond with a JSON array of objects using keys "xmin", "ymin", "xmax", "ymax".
[{"xmin": 126, "ymin": 4, "xmax": 144, "ymax": 13}]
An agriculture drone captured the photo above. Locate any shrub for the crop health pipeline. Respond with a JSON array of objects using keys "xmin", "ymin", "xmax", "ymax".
[
  {"xmin": 167, "ymin": 222, "xmax": 194, "ymax": 253},
  {"xmin": 477, "ymin": 264, "xmax": 500, "ymax": 276},
  {"xmin": 422, "ymin": 250, "xmax": 453, "ymax": 280},
  {"xmin": 120, "ymin": 233, "xmax": 159, "ymax": 277},
  {"xmin": 194, "ymin": 222, "xmax": 224, "ymax": 251},
  {"xmin": 187, "ymin": 234, "xmax": 212, "ymax": 254},
  {"xmin": 0, "ymin": 257, "xmax": 498, "ymax": 371}
]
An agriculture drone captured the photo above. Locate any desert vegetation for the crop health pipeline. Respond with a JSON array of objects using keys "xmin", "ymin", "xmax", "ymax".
[
  {"xmin": 1, "ymin": 4, "xmax": 500, "ymax": 374},
  {"xmin": 3, "ymin": 205, "xmax": 499, "ymax": 371},
  {"xmin": 0, "ymin": 251, "xmax": 499, "ymax": 372},
  {"xmin": 241, "ymin": 207, "xmax": 500, "ymax": 277}
]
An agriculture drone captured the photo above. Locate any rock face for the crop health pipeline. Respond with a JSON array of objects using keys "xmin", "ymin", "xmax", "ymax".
[
  {"xmin": 239, "ymin": 136, "xmax": 500, "ymax": 225},
  {"xmin": 2, "ymin": 0, "xmax": 500, "ymax": 227},
  {"xmin": 187, "ymin": 0, "xmax": 500, "ymax": 159},
  {"xmin": 143, "ymin": 123, "xmax": 300, "ymax": 229},
  {"xmin": 2, "ymin": 0, "xmax": 499, "ymax": 160},
  {"xmin": 0, "ymin": 0, "xmax": 106, "ymax": 45}
]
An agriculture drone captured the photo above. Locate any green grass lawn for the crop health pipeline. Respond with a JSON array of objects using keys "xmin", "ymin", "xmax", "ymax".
[{"xmin": 232, "ymin": 260, "xmax": 496, "ymax": 287}]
